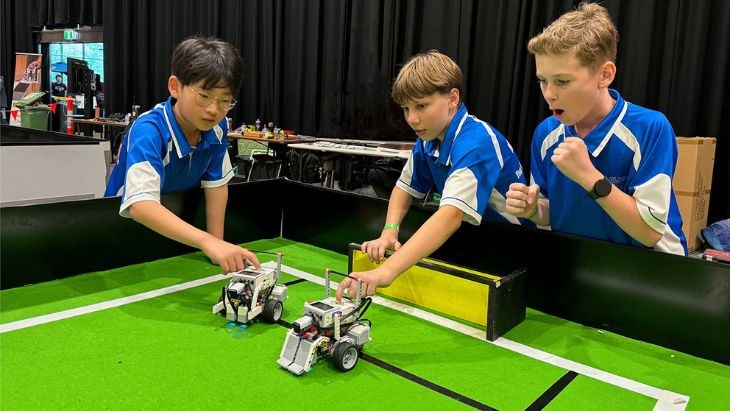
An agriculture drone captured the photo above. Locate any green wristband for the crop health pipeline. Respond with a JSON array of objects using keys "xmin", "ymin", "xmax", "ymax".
[
  {"xmin": 383, "ymin": 223, "xmax": 400, "ymax": 232},
  {"xmin": 526, "ymin": 207, "xmax": 538, "ymax": 220}
]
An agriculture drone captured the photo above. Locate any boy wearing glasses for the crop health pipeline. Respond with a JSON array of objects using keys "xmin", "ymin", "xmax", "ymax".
[{"xmin": 105, "ymin": 36, "xmax": 261, "ymax": 273}]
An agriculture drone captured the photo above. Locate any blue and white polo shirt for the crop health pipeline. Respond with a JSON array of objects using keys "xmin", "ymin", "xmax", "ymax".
[
  {"xmin": 105, "ymin": 97, "xmax": 234, "ymax": 217},
  {"xmin": 530, "ymin": 89, "xmax": 687, "ymax": 255},
  {"xmin": 396, "ymin": 103, "xmax": 528, "ymax": 226}
]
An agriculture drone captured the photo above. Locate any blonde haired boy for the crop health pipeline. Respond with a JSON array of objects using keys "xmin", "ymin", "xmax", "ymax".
[
  {"xmin": 505, "ymin": 2, "xmax": 687, "ymax": 255},
  {"xmin": 338, "ymin": 50, "xmax": 529, "ymax": 299}
]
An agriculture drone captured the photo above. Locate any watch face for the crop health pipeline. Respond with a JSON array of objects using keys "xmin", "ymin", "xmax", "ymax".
[{"xmin": 594, "ymin": 178, "xmax": 612, "ymax": 197}]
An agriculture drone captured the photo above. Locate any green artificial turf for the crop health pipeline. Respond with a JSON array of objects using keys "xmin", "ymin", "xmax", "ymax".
[{"xmin": 2, "ymin": 237, "xmax": 728, "ymax": 410}]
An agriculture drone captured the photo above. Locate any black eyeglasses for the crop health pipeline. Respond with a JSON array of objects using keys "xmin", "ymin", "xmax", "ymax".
[{"xmin": 189, "ymin": 88, "xmax": 237, "ymax": 112}]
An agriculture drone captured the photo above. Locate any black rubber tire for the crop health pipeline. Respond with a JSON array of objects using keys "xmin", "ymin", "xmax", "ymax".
[
  {"xmin": 332, "ymin": 341, "xmax": 359, "ymax": 372},
  {"xmin": 262, "ymin": 299, "xmax": 283, "ymax": 323}
]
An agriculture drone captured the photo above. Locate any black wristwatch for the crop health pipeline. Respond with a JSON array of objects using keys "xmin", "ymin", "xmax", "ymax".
[{"xmin": 589, "ymin": 177, "xmax": 612, "ymax": 200}]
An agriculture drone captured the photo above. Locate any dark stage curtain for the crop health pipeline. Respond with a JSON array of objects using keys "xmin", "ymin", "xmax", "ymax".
[{"xmin": 2, "ymin": 0, "xmax": 728, "ymax": 222}]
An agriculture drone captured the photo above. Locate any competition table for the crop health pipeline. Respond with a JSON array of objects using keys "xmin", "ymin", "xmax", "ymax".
[
  {"xmin": 1, "ymin": 237, "xmax": 727, "ymax": 410},
  {"xmin": 1, "ymin": 180, "xmax": 729, "ymax": 410}
]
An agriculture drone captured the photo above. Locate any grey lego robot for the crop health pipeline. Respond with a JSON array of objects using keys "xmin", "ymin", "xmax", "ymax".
[
  {"xmin": 213, "ymin": 252, "xmax": 288, "ymax": 324},
  {"xmin": 278, "ymin": 269, "xmax": 372, "ymax": 374}
]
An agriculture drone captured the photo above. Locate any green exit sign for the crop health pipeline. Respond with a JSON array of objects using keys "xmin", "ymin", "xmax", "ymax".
[{"xmin": 63, "ymin": 30, "xmax": 79, "ymax": 40}]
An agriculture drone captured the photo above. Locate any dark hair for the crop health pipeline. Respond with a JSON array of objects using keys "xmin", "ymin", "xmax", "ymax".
[
  {"xmin": 171, "ymin": 36, "xmax": 244, "ymax": 94},
  {"xmin": 55, "ymin": 74, "xmax": 62, "ymax": 79}
]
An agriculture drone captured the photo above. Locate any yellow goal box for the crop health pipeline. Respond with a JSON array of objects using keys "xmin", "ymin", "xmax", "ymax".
[{"xmin": 347, "ymin": 243, "xmax": 526, "ymax": 341}]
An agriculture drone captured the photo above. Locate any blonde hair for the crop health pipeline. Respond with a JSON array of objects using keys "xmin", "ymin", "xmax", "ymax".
[
  {"xmin": 391, "ymin": 50, "xmax": 462, "ymax": 106},
  {"xmin": 528, "ymin": 2, "xmax": 618, "ymax": 71}
]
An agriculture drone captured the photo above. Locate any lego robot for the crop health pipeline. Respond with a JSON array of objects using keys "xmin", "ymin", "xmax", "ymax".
[
  {"xmin": 277, "ymin": 269, "xmax": 372, "ymax": 375},
  {"xmin": 213, "ymin": 252, "xmax": 288, "ymax": 324}
]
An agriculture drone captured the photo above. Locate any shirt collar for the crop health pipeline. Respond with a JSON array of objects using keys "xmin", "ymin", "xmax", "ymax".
[
  {"xmin": 565, "ymin": 89, "xmax": 627, "ymax": 157},
  {"xmin": 163, "ymin": 97, "xmax": 224, "ymax": 158},
  {"xmin": 423, "ymin": 102, "xmax": 469, "ymax": 166}
]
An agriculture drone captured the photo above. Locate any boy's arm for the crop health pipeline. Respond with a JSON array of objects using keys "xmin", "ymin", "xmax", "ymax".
[
  {"xmin": 336, "ymin": 205, "xmax": 463, "ymax": 300},
  {"xmin": 129, "ymin": 200, "xmax": 221, "ymax": 251},
  {"xmin": 532, "ymin": 197, "xmax": 551, "ymax": 226},
  {"xmin": 378, "ymin": 204, "xmax": 463, "ymax": 281},
  {"xmin": 204, "ymin": 184, "xmax": 228, "ymax": 239},
  {"xmin": 553, "ymin": 137, "xmax": 662, "ymax": 246},
  {"xmin": 384, "ymin": 185, "xmax": 413, "ymax": 226},
  {"xmin": 129, "ymin": 200, "xmax": 260, "ymax": 272},
  {"xmin": 361, "ymin": 186, "xmax": 413, "ymax": 262},
  {"xmin": 593, "ymin": 186, "xmax": 662, "ymax": 246}
]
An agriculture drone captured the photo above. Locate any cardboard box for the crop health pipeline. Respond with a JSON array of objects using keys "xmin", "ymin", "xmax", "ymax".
[
  {"xmin": 673, "ymin": 137, "xmax": 716, "ymax": 251},
  {"xmin": 676, "ymin": 192, "xmax": 711, "ymax": 251}
]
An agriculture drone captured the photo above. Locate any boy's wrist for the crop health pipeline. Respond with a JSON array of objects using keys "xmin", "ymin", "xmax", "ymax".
[
  {"xmin": 383, "ymin": 223, "xmax": 400, "ymax": 232},
  {"xmin": 526, "ymin": 207, "xmax": 539, "ymax": 220},
  {"xmin": 377, "ymin": 262, "xmax": 400, "ymax": 286}
]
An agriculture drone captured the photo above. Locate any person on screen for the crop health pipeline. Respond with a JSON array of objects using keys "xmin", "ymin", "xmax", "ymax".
[{"xmin": 51, "ymin": 74, "xmax": 67, "ymax": 98}]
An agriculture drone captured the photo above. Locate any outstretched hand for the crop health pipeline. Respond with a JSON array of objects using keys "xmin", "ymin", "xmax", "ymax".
[
  {"xmin": 361, "ymin": 232, "xmax": 401, "ymax": 263},
  {"xmin": 201, "ymin": 237, "xmax": 261, "ymax": 274},
  {"xmin": 335, "ymin": 268, "xmax": 391, "ymax": 302}
]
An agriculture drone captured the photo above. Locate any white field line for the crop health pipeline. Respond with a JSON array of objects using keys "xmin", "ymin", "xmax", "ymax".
[
  {"xmin": 276, "ymin": 263, "xmax": 690, "ymax": 411},
  {"xmin": 0, "ymin": 274, "xmax": 228, "ymax": 334},
  {"xmin": 0, "ymin": 262, "xmax": 690, "ymax": 410}
]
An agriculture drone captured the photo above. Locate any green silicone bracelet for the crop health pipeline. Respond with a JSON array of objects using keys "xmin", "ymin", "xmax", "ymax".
[
  {"xmin": 526, "ymin": 207, "xmax": 538, "ymax": 220},
  {"xmin": 383, "ymin": 223, "xmax": 400, "ymax": 231}
]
